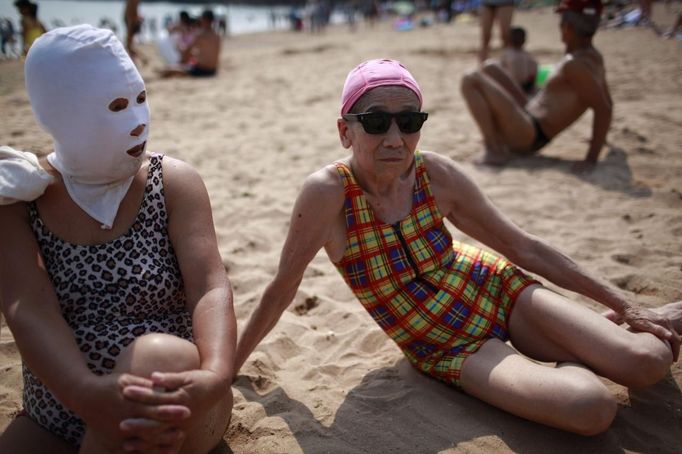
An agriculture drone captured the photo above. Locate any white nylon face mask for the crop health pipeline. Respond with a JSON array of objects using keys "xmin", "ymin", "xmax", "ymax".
[{"xmin": 25, "ymin": 24, "xmax": 150, "ymax": 229}]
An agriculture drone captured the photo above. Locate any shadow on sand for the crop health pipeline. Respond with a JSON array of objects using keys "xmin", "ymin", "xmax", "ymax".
[
  {"xmin": 233, "ymin": 359, "xmax": 682, "ymax": 454},
  {"xmin": 482, "ymin": 145, "xmax": 652, "ymax": 198}
]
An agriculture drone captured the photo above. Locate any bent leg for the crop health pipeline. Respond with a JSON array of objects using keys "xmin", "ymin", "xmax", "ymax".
[
  {"xmin": 481, "ymin": 60, "xmax": 527, "ymax": 106},
  {"xmin": 509, "ymin": 286, "xmax": 673, "ymax": 389},
  {"xmin": 80, "ymin": 333, "xmax": 231, "ymax": 454},
  {"xmin": 460, "ymin": 339, "xmax": 617, "ymax": 435},
  {"xmin": 460, "ymin": 70, "xmax": 535, "ymax": 164},
  {"xmin": 0, "ymin": 415, "xmax": 76, "ymax": 454}
]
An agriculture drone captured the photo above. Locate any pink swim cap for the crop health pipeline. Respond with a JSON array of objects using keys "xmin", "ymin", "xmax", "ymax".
[{"xmin": 340, "ymin": 59, "xmax": 422, "ymax": 115}]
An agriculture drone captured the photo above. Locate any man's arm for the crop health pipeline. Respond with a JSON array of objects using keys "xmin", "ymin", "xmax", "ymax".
[
  {"xmin": 566, "ymin": 59, "xmax": 613, "ymax": 166},
  {"xmin": 234, "ymin": 166, "xmax": 344, "ymax": 376}
]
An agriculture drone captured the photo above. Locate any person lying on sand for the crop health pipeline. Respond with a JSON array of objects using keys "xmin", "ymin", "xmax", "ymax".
[
  {"xmin": 0, "ymin": 25, "xmax": 234, "ymax": 454},
  {"xmin": 232, "ymin": 57, "xmax": 681, "ymax": 436},
  {"xmin": 461, "ymin": 0, "xmax": 612, "ymax": 172}
]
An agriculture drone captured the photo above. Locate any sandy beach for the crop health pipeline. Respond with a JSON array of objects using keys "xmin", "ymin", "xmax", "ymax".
[{"xmin": 1, "ymin": 5, "xmax": 682, "ymax": 453}]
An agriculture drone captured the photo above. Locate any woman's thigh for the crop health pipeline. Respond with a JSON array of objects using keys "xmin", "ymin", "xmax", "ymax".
[
  {"xmin": 508, "ymin": 285, "xmax": 672, "ymax": 386},
  {"xmin": 0, "ymin": 415, "xmax": 76, "ymax": 454}
]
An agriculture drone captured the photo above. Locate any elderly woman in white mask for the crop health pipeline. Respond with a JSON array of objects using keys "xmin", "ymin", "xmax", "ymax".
[{"xmin": 0, "ymin": 25, "xmax": 235, "ymax": 453}]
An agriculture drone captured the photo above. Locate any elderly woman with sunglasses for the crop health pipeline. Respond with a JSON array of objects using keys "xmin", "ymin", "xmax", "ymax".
[{"xmin": 234, "ymin": 59, "xmax": 681, "ymax": 435}]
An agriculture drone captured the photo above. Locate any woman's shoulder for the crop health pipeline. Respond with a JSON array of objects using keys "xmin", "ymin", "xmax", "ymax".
[
  {"xmin": 157, "ymin": 153, "xmax": 207, "ymax": 200},
  {"xmin": 158, "ymin": 154, "xmax": 202, "ymax": 185},
  {"xmin": 420, "ymin": 150, "xmax": 467, "ymax": 181},
  {"xmin": 304, "ymin": 162, "xmax": 345, "ymax": 193},
  {"xmin": 419, "ymin": 151, "xmax": 478, "ymax": 212},
  {"xmin": 152, "ymin": 155, "xmax": 214, "ymax": 224},
  {"xmin": 298, "ymin": 162, "xmax": 345, "ymax": 210}
]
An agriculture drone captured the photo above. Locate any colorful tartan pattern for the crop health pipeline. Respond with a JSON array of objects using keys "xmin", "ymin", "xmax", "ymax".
[{"xmin": 334, "ymin": 151, "xmax": 539, "ymax": 386}]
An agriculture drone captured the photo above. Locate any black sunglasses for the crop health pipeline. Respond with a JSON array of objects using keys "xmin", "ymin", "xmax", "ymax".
[{"xmin": 342, "ymin": 111, "xmax": 428, "ymax": 135}]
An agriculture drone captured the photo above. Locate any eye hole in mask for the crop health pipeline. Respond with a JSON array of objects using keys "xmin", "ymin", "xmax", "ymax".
[
  {"xmin": 108, "ymin": 98, "xmax": 128, "ymax": 112},
  {"xmin": 108, "ymin": 91, "xmax": 146, "ymax": 113}
]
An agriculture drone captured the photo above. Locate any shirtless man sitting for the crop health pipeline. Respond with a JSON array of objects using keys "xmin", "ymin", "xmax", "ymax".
[
  {"xmin": 461, "ymin": 0, "xmax": 611, "ymax": 172},
  {"xmin": 159, "ymin": 9, "xmax": 220, "ymax": 78}
]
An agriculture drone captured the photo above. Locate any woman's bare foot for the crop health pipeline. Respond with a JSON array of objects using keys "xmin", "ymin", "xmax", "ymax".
[{"xmin": 654, "ymin": 301, "xmax": 682, "ymax": 333}]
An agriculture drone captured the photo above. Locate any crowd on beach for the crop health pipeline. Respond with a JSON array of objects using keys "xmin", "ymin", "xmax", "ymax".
[
  {"xmin": 1, "ymin": 0, "xmax": 681, "ymax": 453},
  {"xmin": 2, "ymin": 0, "xmax": 680, "ymax": 62}
]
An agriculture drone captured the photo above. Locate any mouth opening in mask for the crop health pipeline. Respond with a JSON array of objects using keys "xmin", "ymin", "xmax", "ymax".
[{"xmin": 126, "ymin": 141, "xmax": 147, "ymax": 158}]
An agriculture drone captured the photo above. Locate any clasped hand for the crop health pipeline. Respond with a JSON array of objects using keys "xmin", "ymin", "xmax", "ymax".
[{"xmin": 115, "ymin": 369, "xmax": 227, "ymax": 453}]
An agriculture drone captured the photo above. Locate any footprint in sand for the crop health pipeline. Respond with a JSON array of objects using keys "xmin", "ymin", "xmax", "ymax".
[
  {"xmin": 611, "ymin": 274, "xmax": 658, "ymax": 296},
  {"xmin": 611, "ymin": 253, "xmax": 634, "ymax": 265},
  {"xmin": 620, "ymin": 126, "xmax": 649, "ymax": 143},
  {"xmin": 294, "ymin": 296, "xmax": 319, "ymax": 316}
]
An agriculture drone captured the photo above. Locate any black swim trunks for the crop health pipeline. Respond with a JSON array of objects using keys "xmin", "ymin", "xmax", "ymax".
[
  {"xmin": 521, "ymin": 79, "xmax": 535, "ymax": 95},
  {"xmin": 529, "ymin": 115, "xmax": 551, "ymax": 152},
  {"xmin": 186, "ymin": 65, "xmax": 216, "ymax": 77},
  {"xmin": 512, "ymin": 114, "xmax": 550, "ymax": 156}
]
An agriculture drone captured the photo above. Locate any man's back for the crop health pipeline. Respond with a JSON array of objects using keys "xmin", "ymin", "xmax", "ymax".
[
  {"xmin": 192, "ymin": 27, "xmax": 220, "ymax": 70},
  {"xmin": 528, "ymin": 47, "xmax": 608, "ymax": 138},
  {"xmin": 501, "ymin": 48, "xmax": 538, "ymax": 94}
]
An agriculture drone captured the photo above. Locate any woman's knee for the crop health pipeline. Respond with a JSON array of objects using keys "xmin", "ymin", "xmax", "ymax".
[
  {"xmin": 618, "ymin": 338, "xmax": 672, "ymax": 389},
  {"xmin": 115, "ymin": 333, "xmax": 200, "ymax": 377},
  {"xmin": 562, "ymin": 380, "xmax": 617, "ymax": 436}
]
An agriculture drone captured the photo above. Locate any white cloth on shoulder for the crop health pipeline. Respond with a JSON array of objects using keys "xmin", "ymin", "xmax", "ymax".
[{"xmin": 0, "ymin": 146, "xmax": 54, "ymax": 205}]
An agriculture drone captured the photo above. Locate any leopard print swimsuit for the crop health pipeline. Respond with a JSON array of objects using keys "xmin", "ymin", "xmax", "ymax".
[{"xmin": 25, "ymin": 154, "xmax": 193, "ymax": 446}]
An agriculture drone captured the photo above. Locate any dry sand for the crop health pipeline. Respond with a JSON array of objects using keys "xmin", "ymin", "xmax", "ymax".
[{"xmin": 1, "ymin": 5, "xmax": 681, "ymax": 453}]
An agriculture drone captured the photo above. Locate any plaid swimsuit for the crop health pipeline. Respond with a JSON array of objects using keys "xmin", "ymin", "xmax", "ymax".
[{"xmin": 333, "ymin": 151, "xmax": 539, "ymax": 386}]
